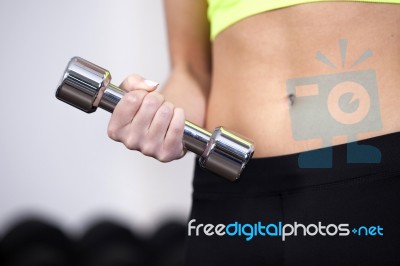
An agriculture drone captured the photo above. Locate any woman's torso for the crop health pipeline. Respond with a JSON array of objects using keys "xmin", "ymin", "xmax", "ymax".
[{"xmin": 206, "ymin": 2, "xmax": 400, "ymax": 157}]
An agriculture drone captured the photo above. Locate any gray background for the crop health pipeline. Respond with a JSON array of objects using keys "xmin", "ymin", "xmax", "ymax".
[{"xmin": 0, "ymin": 0, "xmax": 194, "ymax": 236}]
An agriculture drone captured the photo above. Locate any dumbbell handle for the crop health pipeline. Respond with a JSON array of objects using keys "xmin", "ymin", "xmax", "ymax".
[{"xmin": 56, "ymin": 57, "xmax": 255, "ymax": 181}]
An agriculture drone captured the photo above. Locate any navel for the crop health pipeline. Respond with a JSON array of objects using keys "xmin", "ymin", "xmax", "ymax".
[{"xmin": 288, "ymin": 93, "xmax": 296, "ymax": 107}]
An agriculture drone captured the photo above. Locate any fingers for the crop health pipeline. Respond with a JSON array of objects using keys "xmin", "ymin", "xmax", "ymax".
[
  {"xmin": 107, "ymin": 81, "xmax": 186, "ymax": 162},
  {"xmin": 131, "ymin": 92, "xmax": 165, "ymax": 131},
  {"xmin": 163, "ymin": 108, "xmax": 186, "ymax": 160},
  {"xmin": 108, "ymin": 73, "xmax": 160, "ymax": 140},
  {"xmin": 119, "ymin": 74, "xmax": 159, "ymax": 93},
  {"xmin": 145, "ymin": 102, "xmax": 174, "ymax": 147},
  {"xmin": 109, "ymin": 90, "xmax": 147, "ymax": 133}
]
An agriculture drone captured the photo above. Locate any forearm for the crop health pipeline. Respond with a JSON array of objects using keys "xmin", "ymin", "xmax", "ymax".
[
  {"xmin": 161, "ymin": 66, "xmax": 209, "ymax": 127},
  {"xmin": 162, "ymin": 0, "xmax": 211, "ymax": 127}
]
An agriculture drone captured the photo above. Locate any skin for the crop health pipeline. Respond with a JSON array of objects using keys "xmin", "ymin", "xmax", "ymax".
[
  {"xmin": 108, "ymin": 1, "xmax": 400, "ymax": 160},
  {"xmin": 107, "ymin": 76, "xmax": 186, "ymax": 162}
]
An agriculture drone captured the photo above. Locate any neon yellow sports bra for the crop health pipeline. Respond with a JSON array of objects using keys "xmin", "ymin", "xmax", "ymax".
[{"xmin": 208, "ymin": 0, "xmax": 400, "ymax": 40}]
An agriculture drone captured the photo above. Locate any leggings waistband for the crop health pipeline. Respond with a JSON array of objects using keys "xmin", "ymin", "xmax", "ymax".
[{"xmin": 193, "ymin": 132, "xmax": 400, "ymax": 196}]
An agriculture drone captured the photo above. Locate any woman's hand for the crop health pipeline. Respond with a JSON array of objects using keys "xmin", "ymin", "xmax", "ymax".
[{"xmin": 107, "ymin": 74, "xmax": 186, "ymax": 162}]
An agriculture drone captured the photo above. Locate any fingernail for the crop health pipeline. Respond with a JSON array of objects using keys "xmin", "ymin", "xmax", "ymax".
[{"xmin": 144, "ymin": 79, "xmax": 159, "ymax": 88}]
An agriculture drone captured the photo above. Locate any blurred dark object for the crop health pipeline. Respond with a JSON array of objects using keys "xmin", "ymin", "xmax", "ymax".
[
  {"xmin": 148, "ymin": 221, "xmax": 186, "ymax": 266},
  {"xmin": 77, "ymin": 220, "xmax": 147, "ymax": 266},
  {"xmin": 0, "ymin": 218, "xmax": 74, "ymax": 266},
  {"xmin": 0, "ymin": 217, "xmax": 187, "ymax": 266}
]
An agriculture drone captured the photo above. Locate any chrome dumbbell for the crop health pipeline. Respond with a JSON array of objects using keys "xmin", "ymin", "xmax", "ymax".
[{"xmin": 55, "ymin": 57, "xmax": 255, "ymax": 181}]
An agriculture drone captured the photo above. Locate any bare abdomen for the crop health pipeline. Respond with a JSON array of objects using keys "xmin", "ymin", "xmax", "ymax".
[{"xmin": 206, "ymin": 2, "xmax": 400, "ymax": 157}]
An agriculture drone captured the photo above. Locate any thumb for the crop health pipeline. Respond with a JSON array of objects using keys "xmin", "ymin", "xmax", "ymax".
[{"xmin": 119, "ymin": 74, "xmax": 159, "ymax": 92}]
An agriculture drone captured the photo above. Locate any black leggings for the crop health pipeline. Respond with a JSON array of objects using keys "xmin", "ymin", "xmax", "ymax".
[{"xmin": 185, "ymin": 132, "xmax": 400, "ymax": 266}]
